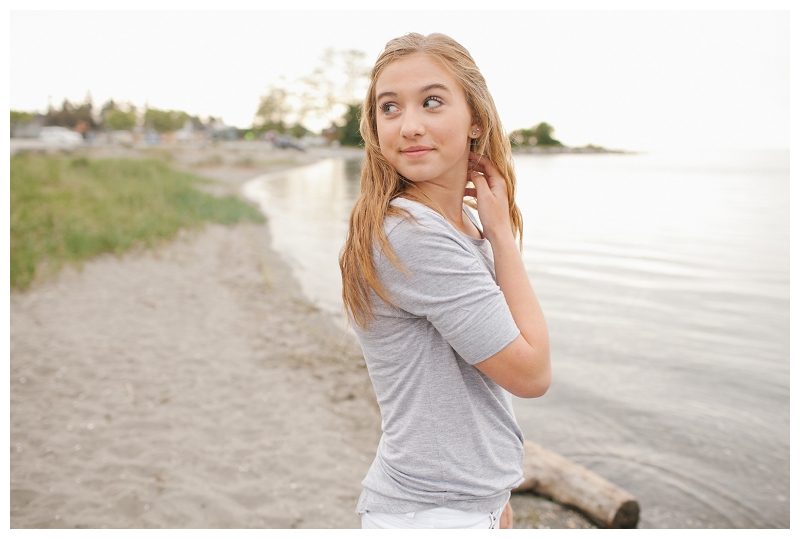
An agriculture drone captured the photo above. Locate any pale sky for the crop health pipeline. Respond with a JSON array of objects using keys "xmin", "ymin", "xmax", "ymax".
[{"xmin": 9, "ymin": 9, "xmax": 789, "ymax": 152}]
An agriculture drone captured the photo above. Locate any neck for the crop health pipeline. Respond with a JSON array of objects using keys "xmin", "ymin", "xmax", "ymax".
[{"xmin": 409, "ymin": 180, "xmax": 468, "ymax": 232}]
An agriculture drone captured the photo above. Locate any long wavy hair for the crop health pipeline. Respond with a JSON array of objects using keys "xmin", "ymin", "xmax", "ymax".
[{"xmin": 340, "ymin": 32, "xmax": 523, "ymax": 329}]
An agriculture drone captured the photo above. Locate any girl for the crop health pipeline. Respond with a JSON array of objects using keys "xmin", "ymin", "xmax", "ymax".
[{"xmin": 340, "ymin": 33, "xmax": 551, "ymax": 530}]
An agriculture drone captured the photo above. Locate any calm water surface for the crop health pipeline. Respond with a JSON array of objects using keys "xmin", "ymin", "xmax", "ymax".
[{"xmin": 242, "ymin": 150, "xmax": 789, "ymax": 528}]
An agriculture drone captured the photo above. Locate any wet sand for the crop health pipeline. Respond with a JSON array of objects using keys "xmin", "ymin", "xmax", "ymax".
[{"xmin": 10, "ymin": 145, "xmax": 594, "ymax": 528}]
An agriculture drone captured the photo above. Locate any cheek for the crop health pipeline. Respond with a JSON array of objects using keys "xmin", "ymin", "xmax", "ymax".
[
  {"xmin": 376, "ymin": 124, "xmax": 394, "ymax": 158},
  {"xmin": 442, "ymin": 125, "xmax": 470, "ymax": 152}
]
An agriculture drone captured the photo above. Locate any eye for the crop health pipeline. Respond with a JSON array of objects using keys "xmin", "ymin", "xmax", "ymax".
[
  {"xmin": 423, "ymin": 96, "xmax": 443, "ymax": 109},
  {"xmin": 380, "ymin": 102, "xmax": 398, "ymax": 115}
]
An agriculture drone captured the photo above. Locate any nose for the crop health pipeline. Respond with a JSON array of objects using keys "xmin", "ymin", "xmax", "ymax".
[{"xmin": 400, "ymin": 109, "xmax": 425, "ymax": 139}]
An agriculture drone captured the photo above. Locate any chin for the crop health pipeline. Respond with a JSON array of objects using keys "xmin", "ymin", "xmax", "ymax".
[
  {"xmin": 402, "ymin": 172, "xmax": 435, "ymax": 184},
  {"xmin": 396, "ymin": 164, "xmax": 443, "ymax": 184}
]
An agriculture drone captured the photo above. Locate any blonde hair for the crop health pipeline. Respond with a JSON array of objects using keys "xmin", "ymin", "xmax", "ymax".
[{"xmin": 340, "ymin": 32, "xmax": 523, "ymax": 329}]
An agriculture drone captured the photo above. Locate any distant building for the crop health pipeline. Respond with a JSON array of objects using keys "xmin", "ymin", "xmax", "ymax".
[
  {"xmin": 209, "ymin": 120, "xmax": 238, "ymax": 141},
  {"xmin": 321, "ymin": 125, "xmax": 340, "ymax": 143},
  {"xmin": 175, "ymin": 119, "xmax": 203, "ymax": 143}
]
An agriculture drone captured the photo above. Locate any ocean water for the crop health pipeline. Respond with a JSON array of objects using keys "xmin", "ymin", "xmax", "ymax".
[{"xmin": 242, "ymin": 149, "xmax": 789, "ymax": 528}]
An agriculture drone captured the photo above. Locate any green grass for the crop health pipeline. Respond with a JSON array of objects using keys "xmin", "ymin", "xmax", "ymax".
[{"xmin": 10, "ymin": 154, "xmax": 265, "ymax": 290}]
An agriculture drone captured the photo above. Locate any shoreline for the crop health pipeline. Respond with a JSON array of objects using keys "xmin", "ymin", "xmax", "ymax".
[
  {"xmin": 10, "ymin": 144, "xmax": 595, "ymax": 529},
  {"xmin": 513, "ymin": 146, "xmax": 632, "ymax": 155}
]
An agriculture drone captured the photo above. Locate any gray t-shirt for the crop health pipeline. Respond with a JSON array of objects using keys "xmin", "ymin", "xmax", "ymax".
[{"xmin": 353, "ymin": 197, "xmax": 524, "ymax": 516}]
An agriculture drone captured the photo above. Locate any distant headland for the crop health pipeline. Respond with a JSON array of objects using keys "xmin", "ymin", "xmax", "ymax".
[{"xmin": 510, "ymin": 122, "xmax": 629, "ymax": 154}]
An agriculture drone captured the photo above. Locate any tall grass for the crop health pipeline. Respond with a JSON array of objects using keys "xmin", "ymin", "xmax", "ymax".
[{"xmin": 10, "ymin": 154, "xmax": 265, "ymax": 290}]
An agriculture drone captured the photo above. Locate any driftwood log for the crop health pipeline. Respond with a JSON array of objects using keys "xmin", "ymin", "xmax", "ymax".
[{"xmin": 512, "ymin": 441, "xmax": 640, "ymax": 528}]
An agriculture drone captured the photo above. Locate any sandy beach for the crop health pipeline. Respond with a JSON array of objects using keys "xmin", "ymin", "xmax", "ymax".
[{"xmin": 10, "ymin": 144, "xmax": 594, "ymax": 529}]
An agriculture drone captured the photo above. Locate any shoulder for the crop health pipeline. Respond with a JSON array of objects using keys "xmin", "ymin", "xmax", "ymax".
[
  {"xmin": 376, "ymin": 198, "xmax": 478, "ymax": 274},
  {"xmin": 384, "ymin": 197, "xmax": 453, "ymax": 239}
]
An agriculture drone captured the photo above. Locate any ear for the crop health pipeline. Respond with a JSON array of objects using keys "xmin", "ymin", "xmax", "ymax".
[{"xmin": 469, "ymin": 121, "xmax": 482, "ymax": 139}]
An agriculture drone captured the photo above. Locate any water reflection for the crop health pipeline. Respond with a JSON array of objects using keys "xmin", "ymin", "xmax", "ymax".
[{"xmin": 243, "ymin": 158, "xmax": 361, "ymax": 322}]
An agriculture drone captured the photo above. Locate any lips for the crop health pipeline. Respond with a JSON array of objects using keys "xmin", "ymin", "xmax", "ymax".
[{"xmin": 401, "ymin": 146, "xmax": 433, "ymax": 159}]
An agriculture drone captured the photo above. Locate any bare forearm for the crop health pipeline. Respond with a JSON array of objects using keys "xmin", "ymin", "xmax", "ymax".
[{"xmin": 491, "ymin": 234, "xmax": 551, "ymax": 378}]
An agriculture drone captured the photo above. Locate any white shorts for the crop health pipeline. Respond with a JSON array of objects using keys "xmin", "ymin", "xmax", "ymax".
[{"xmin": 361, "ymin": 506, "xmax": 502, "ymax": 529}]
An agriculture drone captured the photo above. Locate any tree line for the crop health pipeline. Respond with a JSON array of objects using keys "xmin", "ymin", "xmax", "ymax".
[
  {"xmin": 10, "ymin": 96, "xmax": 221, "ymax": 136},
  {"xmin": 10, "ymin": 49, "xmax": 370, "ymax": 146}
]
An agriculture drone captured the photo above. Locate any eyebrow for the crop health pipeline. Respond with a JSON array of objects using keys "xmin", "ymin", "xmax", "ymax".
[
  {"xmin": 420, "ymin": 83, "xmax": 450, "ymax": 94},
  {"xmin": 376, "ymin": 83, "xmax": 452, "ymax": 102}
]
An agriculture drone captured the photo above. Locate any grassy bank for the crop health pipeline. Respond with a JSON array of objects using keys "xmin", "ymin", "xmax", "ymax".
[{"xmin": 10, "ymin": 154, "xmax": 265, "ymax": 290}]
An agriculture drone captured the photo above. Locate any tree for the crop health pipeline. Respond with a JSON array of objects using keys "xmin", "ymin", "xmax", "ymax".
[
  {"xmin": 10, "ymin": 111, "xmax": 35, "ymax": 126},
  {"xmin": 288, "ymin": 123, "xmax": 311, "ymax": 139},
  {"xmin": 144, "ymin": 107, "xmax": 191, "ymax": 133},
  {"xmin": 254, "ymin": 83, "xmax": 291, "ymax": 133},
  {"xmin": 44, "ymin": 97, "xmax": 96, "ymax": 132},
  {"xmin": 252, "ymin": 48, "xmax": 370, "ymax": 135},
  {"xmin": 104, "ymin": 108, "xmax": 137, "ymax": 131},
  {"xmin": 509, "ymin": 122, "xmax": 564, "ymax": 148},
  {"xmin": 338, "ymin": 103, "xmax": 363, "ymax": 147},
  {"xmin": 297, "ymin": 48, "xmax": 369, "ymax": 129},
  {"xmin": 99, "ymin": 100, "xmax": 138, "ymax": 131},
  {"xmin": 531, "ymin": 122, "xmax": 562, "ymax": 146}
]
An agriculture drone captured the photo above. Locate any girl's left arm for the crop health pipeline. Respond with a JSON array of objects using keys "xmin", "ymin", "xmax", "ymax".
[{"xmin": 466, "ymin": 152, "xmax": 551, "ymax": 399}]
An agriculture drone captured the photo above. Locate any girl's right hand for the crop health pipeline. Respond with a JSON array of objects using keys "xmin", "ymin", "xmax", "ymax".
[{"xmin": 466, "ymin": 152, "xmax": 514, "ymax": 245}]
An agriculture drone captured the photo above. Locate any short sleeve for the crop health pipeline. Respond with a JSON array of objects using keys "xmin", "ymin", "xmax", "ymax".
[{"xmin": 377, "ymin": 214, "xmax": 520, "ymax": 365}]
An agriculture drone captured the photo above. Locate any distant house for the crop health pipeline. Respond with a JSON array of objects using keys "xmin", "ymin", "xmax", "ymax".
[
  {"xmin": 209, "ymin": 120, "xmax": 238, "ymax": 140},
  {"xmin": 175, "ymin": 119, "xmax": 203, "ymax": 143},
  {"xmin": 321, "ymin": 125, "xmax": 339, "ymax": 143},
  {"xmin": 143, "ymin": 130, "xmax": 160, "ymax": 145}
]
